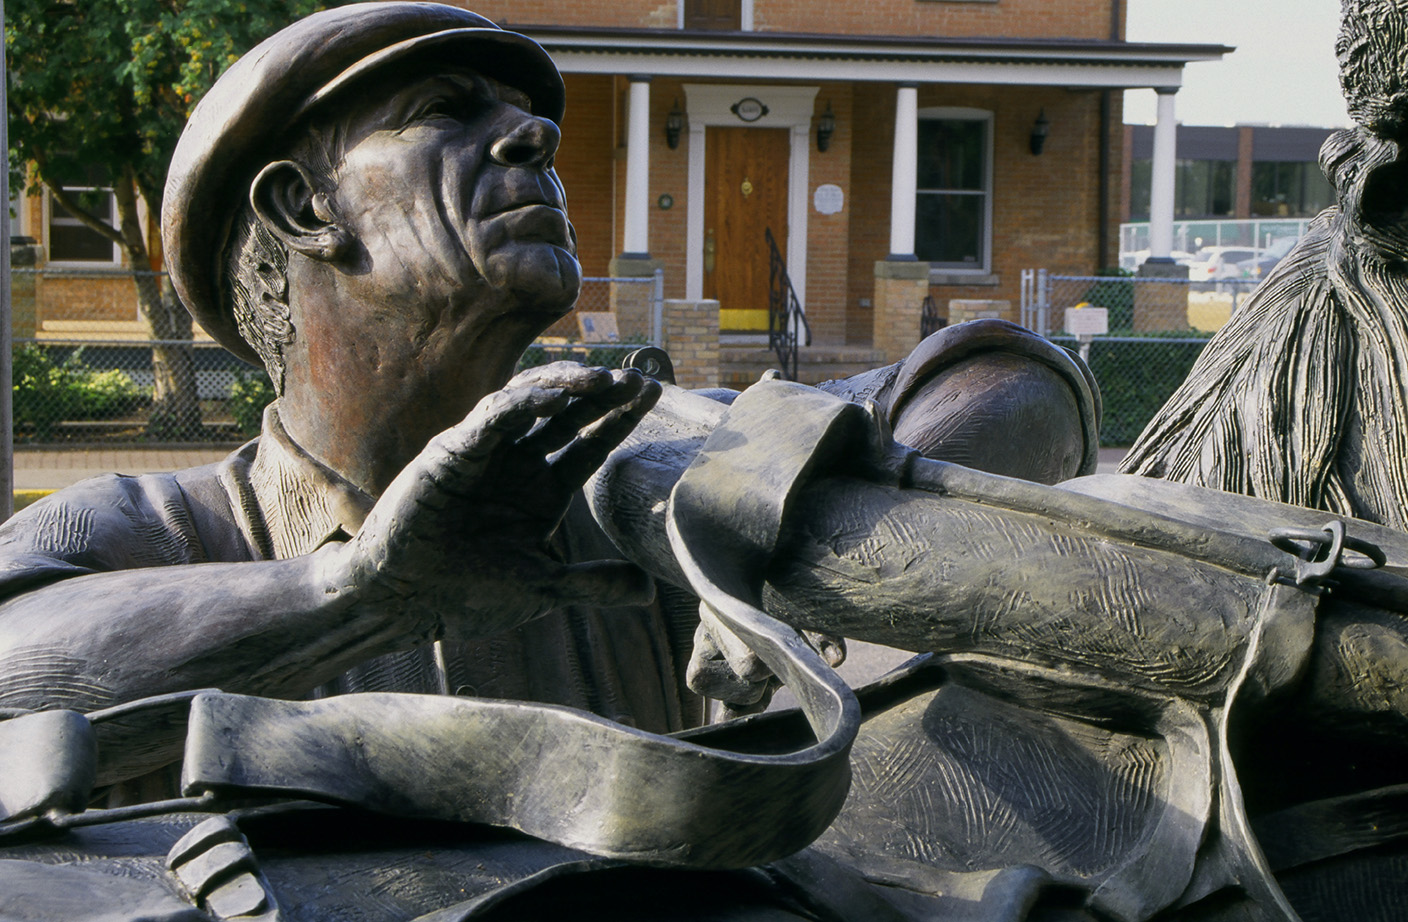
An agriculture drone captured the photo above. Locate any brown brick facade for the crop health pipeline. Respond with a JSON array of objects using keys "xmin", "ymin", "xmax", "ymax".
[
  {"xmin": 465, "ymin": 0, "xmax": 1121, "ymax": 40},
  {"xmin": 26, "ymin": 0, "xmax": 1136, "ymax": 362}
]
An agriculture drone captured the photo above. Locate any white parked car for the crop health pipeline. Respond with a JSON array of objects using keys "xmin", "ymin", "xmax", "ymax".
[
  {"xmin": 1183, "ymin": 246, "xmax": 1262, "ymax": 282},
  {"xmin": 1119, "ymin": 248, "xmax": 1194, "ymax": 271}
]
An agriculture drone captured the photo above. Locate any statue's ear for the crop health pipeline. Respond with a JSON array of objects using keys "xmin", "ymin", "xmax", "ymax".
[{"xmin": 249, "ymin": 160, "xmax": 350, "ymax": 262}]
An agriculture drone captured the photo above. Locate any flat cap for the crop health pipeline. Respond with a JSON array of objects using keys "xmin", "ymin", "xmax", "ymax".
[{"xmin": 162, "ymin": 2, "xmax": 565, "ymax": 364}]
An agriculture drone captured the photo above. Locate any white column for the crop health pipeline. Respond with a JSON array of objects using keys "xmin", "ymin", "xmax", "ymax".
[
  {"xmin": 889, "ymin": 84, "xmax": 919, "ymax": 260},
  {"xmin": 1148, "ymin": 88, "xmax": 1178, "ymax": 260},
  {"xmin": 686, "ymin": 121, "xmax": 706, "ymax": 300},
  {"xmin": 623, "ymin": 76, "xmax": 652, "ymax": 258}
]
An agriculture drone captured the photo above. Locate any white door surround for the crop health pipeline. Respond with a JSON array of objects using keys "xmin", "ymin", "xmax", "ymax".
[{"xmin": 681, "ymin": 84, "xmax": 820, "ymax": 312}]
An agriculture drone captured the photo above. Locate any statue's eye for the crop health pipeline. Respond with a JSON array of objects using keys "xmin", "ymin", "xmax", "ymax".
[{"xmin": 411, "ymin": 97, "xmax": 457, "ymax": 122}]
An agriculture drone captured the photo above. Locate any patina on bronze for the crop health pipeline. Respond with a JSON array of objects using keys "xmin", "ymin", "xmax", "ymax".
[{"xmin": 3, "ymin": 1, "xmax": 1408, "ymax": 921}]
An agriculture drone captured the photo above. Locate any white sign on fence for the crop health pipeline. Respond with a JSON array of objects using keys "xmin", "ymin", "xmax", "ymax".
[{"xmin": 1064, "ymin": 306, "xmax": 1109, "ymax": 337}]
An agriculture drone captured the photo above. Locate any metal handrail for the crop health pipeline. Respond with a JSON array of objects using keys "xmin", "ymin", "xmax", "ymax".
[
  {"xmin": 920, "ymin": 295, "xmax": 945, "ymax": 339},
  {"xmin": 765, "ymin": 227, "xmax": 811, "ymax": 381}
]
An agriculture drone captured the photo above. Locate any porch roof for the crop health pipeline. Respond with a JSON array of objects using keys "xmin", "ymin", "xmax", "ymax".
[{"xmin": 510, "ymin": 26, "xmax": 1232, "ymax": 90}]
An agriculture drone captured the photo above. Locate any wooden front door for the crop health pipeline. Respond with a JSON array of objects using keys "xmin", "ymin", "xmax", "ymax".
[
  {"xmin": 704, "ymin": 126, "xmax": 790, "ymax": 332},
  {"xmin": 684, "ymin": 0, "xmax": 742, "ymax": 30}
]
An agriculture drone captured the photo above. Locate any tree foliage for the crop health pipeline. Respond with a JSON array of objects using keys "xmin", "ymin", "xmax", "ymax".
[
  {"xmin": 7, "ymin": 0, "xmax": 330, "ymax": 228},
  {"xmin": 6, "ymin": 0, "xmax": 332, "ymax": 435}
]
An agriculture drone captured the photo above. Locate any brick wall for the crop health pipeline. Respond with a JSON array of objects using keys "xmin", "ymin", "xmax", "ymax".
[
  {"xmin": 872, "ymin": 262, "xmax": 931, "ymax": 365},
  {"xmin": 662, "ymin": 298, "xmax": 720, "ymax": 388},
  {"xmin": 558, "ymin": 74, "xmax": 618, "ymax": 278},
  {"xmin": 846, "ymin": 83, "xmax": 1111, "ymax": 337},
  {"xmin": 805, "ymin": 87, "xmax": 853, "ymax": 346},
  {"xmin": 465, "ymin": 0, "xmax": 1122, "ymax": 40},
  {"xmin": 755, "ymin": 0, "xmax": 1118, "ymax": 39}
]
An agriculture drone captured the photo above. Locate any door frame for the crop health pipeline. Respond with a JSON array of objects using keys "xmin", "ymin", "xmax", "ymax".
[{"xmin": 682, "ymin": 84, "xmax": 818, "ymax": 315}]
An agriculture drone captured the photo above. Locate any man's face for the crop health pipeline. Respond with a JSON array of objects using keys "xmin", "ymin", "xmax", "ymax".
[{"xmin": 324, "ymin": 70, "xmax": 580, "ymax": 326}]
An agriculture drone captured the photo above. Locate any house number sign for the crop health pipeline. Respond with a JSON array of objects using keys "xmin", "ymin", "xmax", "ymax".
[{"xmin": 731, "ymin": 97, "xmax": 769, "ymax": 122}]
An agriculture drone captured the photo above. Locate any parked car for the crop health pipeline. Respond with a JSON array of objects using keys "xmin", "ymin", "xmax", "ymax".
[
  {"xmin": 1234, "ymin": 236, "xmax": 1300, "ymax": 280},
  {"xmin": 1183, "ymin": 246, "xmax": 1262, "ymax": 283},
  {"xmin": 1119, "ymin": 248, "xmax": 1194, "ymax": 271}
]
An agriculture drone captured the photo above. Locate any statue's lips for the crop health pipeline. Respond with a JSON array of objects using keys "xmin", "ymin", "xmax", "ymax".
[{"xmin": 482, "ymin": 202, "xmax": 572, "ymax": 245}]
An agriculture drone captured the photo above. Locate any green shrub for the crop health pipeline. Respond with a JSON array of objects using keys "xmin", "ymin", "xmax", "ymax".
[
  {"xmin": 228, "ymin": 368, "xmax": 277, "ymax": 438},
  {"xmin": 81, "ymin": 368, "xmax": 147, "ymax": 418},
  {"xmin": 13, "ymin": 346, "xmax": 146, "ymax": 439},
  {"xmin": 1082, "ymin": 337, "xmax": 1210, "ymax": 446}
]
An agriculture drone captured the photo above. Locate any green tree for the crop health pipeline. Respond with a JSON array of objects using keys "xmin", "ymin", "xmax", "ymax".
[{"xmin": 6, "ymin": 0, "xmax": 329, "ymax": 437}]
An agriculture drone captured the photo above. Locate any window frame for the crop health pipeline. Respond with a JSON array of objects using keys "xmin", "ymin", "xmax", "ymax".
[
  {"xmin": 679, "ymin": 0, "xmax": 753, "ymax": 30},
  {"xmin": 46, "ymin": 185, "xmax": 122, "ymax": 266},
  {"xmin": 915, "ymin": 106, "xmax": 994, "ymax": 274}
]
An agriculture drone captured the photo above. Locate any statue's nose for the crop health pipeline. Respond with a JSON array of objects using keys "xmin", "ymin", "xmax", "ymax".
[{"xmin": 489, "ymin": 113, "xmax": 559, "ymax": 168}]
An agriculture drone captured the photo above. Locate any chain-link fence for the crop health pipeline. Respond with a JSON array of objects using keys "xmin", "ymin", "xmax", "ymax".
[
  {"xmin": 1022, "ymin": 270, "xmax": 1268, "ymax": 447},
  {"xmin": 10, "ymin": 268, "xmax": 665, "ymax": 446},
  {"xmin": 12, "ymin": 339, "xmax": 263, "ymax": 445},
  {"xmin": 516, "ymin": 274, "xmax": 661, "ymax": 374}
]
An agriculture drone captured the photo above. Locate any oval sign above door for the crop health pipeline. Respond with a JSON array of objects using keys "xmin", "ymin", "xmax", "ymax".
[{"xmin": 731, "ymin": 97, "xmax": 769, "ymax": 122}]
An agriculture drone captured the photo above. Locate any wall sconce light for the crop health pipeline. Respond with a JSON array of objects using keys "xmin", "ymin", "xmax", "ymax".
[
  {"xmin": 817, "ymin": 102, "xmax": 836, "ymax": 152},
  {"xmin": 665, "ymin": 99, "xmax": 685, "ymax": 149},
  {"xmin": 1030, "ymin": 109, "xmax": 1050, "ymax": 155}
]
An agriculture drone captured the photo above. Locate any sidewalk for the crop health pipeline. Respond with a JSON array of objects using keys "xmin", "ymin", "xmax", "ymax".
[
  {"xmin": 10, "ymin": 445, "xmax": 1133, "ymax": 494},
  {"xmin": 13, "ymin": 446, "xmax": 237, "ymax": 492}
]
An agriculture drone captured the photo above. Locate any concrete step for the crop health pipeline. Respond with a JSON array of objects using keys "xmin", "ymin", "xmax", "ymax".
[{"xmin": 720, "ymin": 344, "xmax": 884, "ymax": 388}]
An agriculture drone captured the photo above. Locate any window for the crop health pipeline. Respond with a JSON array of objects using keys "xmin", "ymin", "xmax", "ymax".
[
  {"xmin": 47, "ymin": 186, "xmax": 119, "ymax": 263},
  {"xmin": 1128, "ymin": 158, "xmax": 1235, "ymax": 221},
  {"xmin": 1251, "ymin": 162, "xmax": 1333, "ymax": 217},
  {"xmin": 683, "ymin": 0, "xmax": 742, "ymax": 30},
  {"xmin": 916, "ymin": 111, "xmax": 992, "ymax": 271}
]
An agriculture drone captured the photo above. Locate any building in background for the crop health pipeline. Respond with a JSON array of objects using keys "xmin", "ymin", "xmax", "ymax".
[
  {"xmin": 1119, "ymin": 123, "xmax": 1336, "ymax": 258},
  {"xmin": 16, "ymin": 0, "xmax": 1230, "ymax": 383},
  {"xmin": 469, "ymin": 0, "xmax": 1226, "ymax": 376}
]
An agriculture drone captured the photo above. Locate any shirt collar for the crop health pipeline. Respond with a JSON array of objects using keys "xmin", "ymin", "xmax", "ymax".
[{"xmin": 247, "ymin": 403, "xmax": 376, "ymax": 559}]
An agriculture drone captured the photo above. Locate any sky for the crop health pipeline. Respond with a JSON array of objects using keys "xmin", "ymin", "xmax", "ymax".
[{"xmin": 1122, "ymin": 0, "xmax": 1352, "ymax": 129}]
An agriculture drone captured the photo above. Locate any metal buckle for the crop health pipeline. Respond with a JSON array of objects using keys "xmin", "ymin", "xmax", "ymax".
[{"xmin": 1268, "ymin": 520, "xmax": 1386, "ymax": 587}]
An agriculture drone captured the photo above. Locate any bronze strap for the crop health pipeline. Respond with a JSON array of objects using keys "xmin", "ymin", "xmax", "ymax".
[{"xmin": 177, "ymin": 381, "xmax": 864, "ymax": 870}]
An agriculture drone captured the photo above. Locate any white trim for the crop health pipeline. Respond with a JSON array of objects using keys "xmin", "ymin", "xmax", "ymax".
[
  {"xmin": 553, "ymin": 52, "xmax": 1188, "ymax": 89},
  {"xmin": 623, "ymin": 78, "xmax": 652, "ymax": 255},
  {"xmin": 914, "ymin": 106, "xmax": 995, "ymax": 273},
  {"xmin": 1149, "ymin": 90, "xmax": 1178, "ymax": 259},
  {"xmin": 788, "ymin": 122, "xmax": 810, "ymax": 311},
  {"xmin": 538, "ymin": 33, "xmax": 1226, "ymax": 66},
  {"xmin": 682, "ymin": 84, "xmax": 820, "ymax": 310},
  {"xmin": 687, "ymin": 120, "xmax": 707, "ymax": 300},
  {"xmin": 890, "ymin": 87, "xmax": 919, "ymax": 258}
]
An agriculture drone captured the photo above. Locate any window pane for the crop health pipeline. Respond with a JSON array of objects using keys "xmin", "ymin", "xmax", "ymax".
[
  {"xmin": 1170, "ymin": 159, "xmax": 1235, "ymax": 218},
  {"xmin": 48, "ymin": 190, "xmax": 115, "ymax": 262},
  {"xmin": 917, "ymin": 120, "xmax": 984, "ymax": 191},
  {"xmin": 50, "ymin": 223, "xmax": 115, "ymax": 261},
  {"xmin": 1129, "ymin": 159, "xmax": 1152, "ymax": 221},
  {"xmin": 1251, "ymin": 162, "xmax": 1333, "ymax": 217},
  {"xmin": 1301, "ymin": 166, "xmax": 1334, "ymax": 214},
  {"xmin": 915, "ymin": 192, "xmax": 983, "ymax": 266},
  {"xmin": 684, "ymin": 0, "xmax": 741, "ymax": 29}
]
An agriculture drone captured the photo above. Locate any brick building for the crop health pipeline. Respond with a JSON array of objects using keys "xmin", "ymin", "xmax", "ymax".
[
  {"xmin": 16, "ymin": 0, "xmax": 1228, "ymax": 377},
  {"xmin": 466, "ymin": 0, "xmax": 1227, "ymax": 371}
]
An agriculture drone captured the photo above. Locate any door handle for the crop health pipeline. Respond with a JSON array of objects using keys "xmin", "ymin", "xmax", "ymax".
[{"xmin": 705, "ymin": 228, "xmax": 716, "ymax": 274}]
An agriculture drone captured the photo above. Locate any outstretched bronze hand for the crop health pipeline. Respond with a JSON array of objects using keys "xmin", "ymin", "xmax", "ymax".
[{"xmin": 326, "ymin": 362, "xmax": 662, "ymax": 640}]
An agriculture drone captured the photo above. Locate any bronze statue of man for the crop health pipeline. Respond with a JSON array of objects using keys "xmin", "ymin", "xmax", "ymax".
[{"xmin": 0, "ymin": 3, "xmax": 678, "ymax": 787}]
